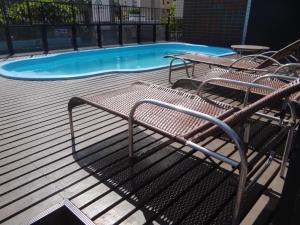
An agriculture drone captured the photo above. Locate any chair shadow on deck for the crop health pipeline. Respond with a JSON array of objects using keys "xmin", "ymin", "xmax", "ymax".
[{"xmin": 70, "ymin": 119, "xmax": 285, "ymax": 225}]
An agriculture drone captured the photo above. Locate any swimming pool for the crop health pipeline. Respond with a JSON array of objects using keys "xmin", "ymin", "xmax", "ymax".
[{"xmin": 0, "ymin": 43, "xmax": 235, "ymax": 80}]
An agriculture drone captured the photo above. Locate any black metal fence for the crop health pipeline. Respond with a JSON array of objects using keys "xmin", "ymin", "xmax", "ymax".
[{"xmin": 0, "ymin": 0, "xmax": 171, "ymax": 55}]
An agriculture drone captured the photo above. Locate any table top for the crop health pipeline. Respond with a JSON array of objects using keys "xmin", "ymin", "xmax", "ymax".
[{"xmin": 231, "ymin": 44, "xmax": 270, "ymax": 51}]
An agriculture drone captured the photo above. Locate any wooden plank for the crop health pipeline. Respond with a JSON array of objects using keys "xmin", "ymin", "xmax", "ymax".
[{"xmin": 0, "ymin": 60, "xmax": 285, "ymax": 225}]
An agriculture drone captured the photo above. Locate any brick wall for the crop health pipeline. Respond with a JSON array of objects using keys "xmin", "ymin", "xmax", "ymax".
[{"xmin": 182, "ymin": 0, "xmax": 247, "ymax": 47}]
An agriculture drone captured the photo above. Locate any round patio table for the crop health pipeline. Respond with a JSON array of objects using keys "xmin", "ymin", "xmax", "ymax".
[{"xmin": 231, "ymin": 44, "xmax": 270, "ymax": 56}]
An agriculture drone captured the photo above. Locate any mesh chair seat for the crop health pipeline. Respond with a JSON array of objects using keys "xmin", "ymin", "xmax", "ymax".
[
  {"xmin": 74, "ymin": 82, "xmax": 236, "ymax": 139},
  {"xmin": 206, "ymin": 68, "xmax": 288, "ymax": 95},
  {"xmin": 173, "ymin": 54, "xmax": 260, "ymax": 70}
]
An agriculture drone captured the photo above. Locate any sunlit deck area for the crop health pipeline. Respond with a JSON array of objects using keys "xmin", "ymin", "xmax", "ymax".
[{"xmin": 0, "ymin": 62, "xmax": 286, "ymax": 225}]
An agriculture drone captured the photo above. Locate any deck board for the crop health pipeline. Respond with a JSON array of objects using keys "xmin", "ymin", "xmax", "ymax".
[{"xmin": 0, "ymin": 62, "xmax": 284, "ymax": 225}]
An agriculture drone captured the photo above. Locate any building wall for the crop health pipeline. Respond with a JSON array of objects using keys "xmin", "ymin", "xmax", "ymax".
[
  {"xmin": 93, "ymin": 0, "xmax": 112, "ymax": 4},
  {"xmin": 246, "ymin": 0, "xmax": 300, "ymax": 49},
  {"xmin": 161, "ymin": 0, "xmax": 176, "ymax": 9},
  {"xmin": 115, "ymin": 0, "xmax": 161, "ymax": 8},
  {"xmin": 175, "ymin": 0, "xmax": 184, "ymax": 18},
  {"xmin": 182, "ymin": 0, "xmax": 248, "ymax": 47},
  {"xmin": 116, "ymin": 0, "xmax": 138, "ymax": 6}
]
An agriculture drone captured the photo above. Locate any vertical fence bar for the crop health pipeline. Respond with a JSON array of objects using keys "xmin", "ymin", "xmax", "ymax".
[
  {"xmin": 139, "ymin": 7, "xmax": 141, "ymax": 24},
  {"xmin": 72, "ymin": 25, "xmax": 78, "ymax": 50},
  {"xmin": 71, "ymin": 3, "xmax": 78, "ymax": 50},
  {"xmin": 118, "ymin": 6, "xmax": 123, "ymax": 45},
  {"xmin": 26, "ymin": 0, "xmax": 32, "ymax": 25},
  {"xmin": 119, "ymin": 24, "xmax": 123, "ymax": 45},
  {"xmin": 137, "ymin": 24, "xmax": 141, "ymax": 44},
  {"xmin": 165, "ymin": 24, "xmax": 169, "ymax": 41},
  {"xmin": 153, "ymin": 24, "xmax": 156, "ymax": 42},
  {"xmin": 1, "ymin": 1, "xmax": 168, "ymax": 54},
  {"xmin": 165, "ymin": 9, "xmax": 170, "ymax": 41},
  {"xmin": 97, "ymin": 24, "xmax": 102, "ymax": 48},
  {"xmin": 40, "ymin": 1, "xmax": 48, "ymax": 53},
  {"xmin": 1, "ymin": 0, "xmax": 14, "ymax": 55},
  {"xmin": 41, "ymin": 25, "xmax": 48, "ymax": 53},
  {"xmin": 5, "ymin": 26, "xmax": 13, "ymax": 55}
]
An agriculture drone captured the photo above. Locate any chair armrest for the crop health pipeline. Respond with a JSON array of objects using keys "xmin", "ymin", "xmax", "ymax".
[
  {"xmin": 260, "ymin": 51, "xmax": 277, "ymax": 56},
  {"xmin": 129, "ymin": 98, "xmax": 246, "ymax": 169},
  {"xmin": 284, "ymin": 55, "xmax": 299, "ymax": 63},
  {"xmin": 228, "ymin": 54, "xmax": 281, "ymax": 70},
  {"xmin": 196, "ymin": 77, "xmax": 275, "ymax": 98},
  {"xmin": 255, "ymin": 74, "xmax": 298, "ymax": 81},
  {"xmin": 129, "ymin": 98, "xmax": 248, "ymax": 225},
  {"xmin": 243, "ymin": 73, "xmax": 297, "ymax": 106},
  {"xmin": 196, "ymin": 77, "xmax": 296, "ymax": 123},
  {"xmin": 274, "ymin": 63, "xmax": 300, "ymax": 75}
]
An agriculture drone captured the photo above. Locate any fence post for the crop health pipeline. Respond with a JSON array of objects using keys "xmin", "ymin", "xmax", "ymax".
[
  {"xmin": 71, "ymin": 3, "xmax": 78, "ymax": 50},
  {"xmin": 39, "ymin": 2, "xmax": 48, "ymax": 53},
  {"xmin": 137, "ymin": 24, "xmax": 141, "ymax": 44},
  {"xmin": 118, "ymin": 6, "xmax": 123, "ymax": 45},
  {"xmin": 97, "ymin": 24, "xmax": 102, "ymax": 48},
  {"xmin": 72, "ymin": 25, "xmax": 78, "ymax": 50},
  {"xmin": 153, "ymin": 24, "xmax": 156, "ymax": 43},
  {"xmin": 5, "ymin": 26, "xmax": 14, "ymax": 55},
  {"xmin": 1, "ymin": 1, "xmax": 14, "ymax": 55},
  {"xmin": 26, "ymin": 0, "xmax": 32, "ymax": 25},
  {"xmin": 41, "ymin": 25, "xmax": 48, "ymax": 53},
  {"xmin": 139, "ymin": 7, "xmax": 141, "ymax": 24},
  {"xmin": 165, "ymin": 24, "xmax": 169, "ymax": 41},
  {"xmin": 165, "ymin": 9, "xmax": 170, "ymax": 41}
]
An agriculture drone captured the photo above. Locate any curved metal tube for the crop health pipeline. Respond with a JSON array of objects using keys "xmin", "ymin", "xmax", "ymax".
[
  {"xmin": 273, "ymin": 63, "xmax": 300, "ymax": 75},
  {"xmin": 228, "ymin": 54, "xmax": 281, "ymax": 69},
  {"xmin": 196, "ymin": 77, "xmax": 297, "ymax": 122},
  {"xmin": 243, "ymin": 74, "xmax": 298, "ymax": 177},
  {"xmin": 276, "ymin": 101, "xmax": 297, "ymax": 177},
  {"xmin": 168, "ymin": 57, "xmax": 190, "ymax": 84},
  {"xmin": 260, "ymin": 51, "xmax": 277, "ymax": 56},
  {"xmin": 197, "ymin": 77, "xmax": 275, "ymax": 99},
  {"xmin": 243, "ymin": 74, "xmax": 296, "ymax": 107},
  {"xmin": 280, "ymin": 124, "xmax": 295, "ymax": 177},
  {"xmin": 286, "ymin": 55, "xmax": 299, "ymax": 62},
  {"xmin": 128, "ymin": 99, "xmax": 248, "ymax": 225},
  {"xmin": 244, "ymin": 74, "xmax": 297, "ymax": 122}
]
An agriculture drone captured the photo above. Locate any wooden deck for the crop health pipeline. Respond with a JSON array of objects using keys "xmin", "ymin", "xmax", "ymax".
[{"xmin": 0, "ymin": 64, "xmax": 285, "ymax": 225}]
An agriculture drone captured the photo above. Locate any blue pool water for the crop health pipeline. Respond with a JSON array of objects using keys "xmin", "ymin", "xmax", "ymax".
[{"xmin": 0, "ymin": 43, "xmax": 235, "ymax": 80}]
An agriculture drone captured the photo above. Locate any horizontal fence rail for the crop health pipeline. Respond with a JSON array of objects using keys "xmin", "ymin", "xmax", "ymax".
[{"xmin": 0, "ymin": 0, "xmax": 172, "ymax": 55}]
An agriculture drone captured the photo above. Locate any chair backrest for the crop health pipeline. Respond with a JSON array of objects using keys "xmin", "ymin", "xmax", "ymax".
[
  {"xmin": 192, "ymin": 79, "xmax": 300, "ymax": 143},
  {"xmin": 226, "ymin": 79, "xmax": 300, "ymax": 125},
  {"xmin": 257, "ymin": 39, "xmax": 300, "ymax": 69}
]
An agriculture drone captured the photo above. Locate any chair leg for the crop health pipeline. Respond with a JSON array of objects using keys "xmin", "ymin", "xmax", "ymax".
[
  {"xmin": 183, "ymin": 60, "xmax": 190, "ymax": 78},
  {"xmin": 128, "ymin": 118, "xmax": 134, "ymax": 158},
  {"xmin": 237, "ymin": 122, "xmax": 250, "ymax": 148},
  {"xmin": 243, "ymin": 122, "xmax": 251, "ymax": 144},
  {"xmin": 232, "ymin": 166, "xmax": 247, "ymax": 225},
  {"xmin": 280, "ymin": 125, "xmax": 294, "ymax": 177},
  {"xmin": 191, "ymin": 63, "xmax": 196, "ymax": 77}
]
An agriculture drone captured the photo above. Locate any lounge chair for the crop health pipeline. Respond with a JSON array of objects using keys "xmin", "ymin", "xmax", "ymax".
[
  {"xmin": 68, "ymin": 78, "xmax": 300, "ymax": 225},
  {"xmin": 168, "ymin": 38, "xmax": 300, "ymax": 83},
  {"xmin": 172, "ymin": 63, "xmax": 300, "ymax": 106}
]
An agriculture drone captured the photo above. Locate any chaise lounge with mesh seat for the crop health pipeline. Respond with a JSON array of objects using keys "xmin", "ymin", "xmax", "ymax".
[
  {"xmin": 68, "ymin": 79, "xmax": 300, "ymax": 225},
  {"xmin": 172, "ymin": 64, "xmax": 300, "ymax": 107},
  {"xmin": 167, "ymin": 38, "xmax": 300, "ymax": 83}
]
